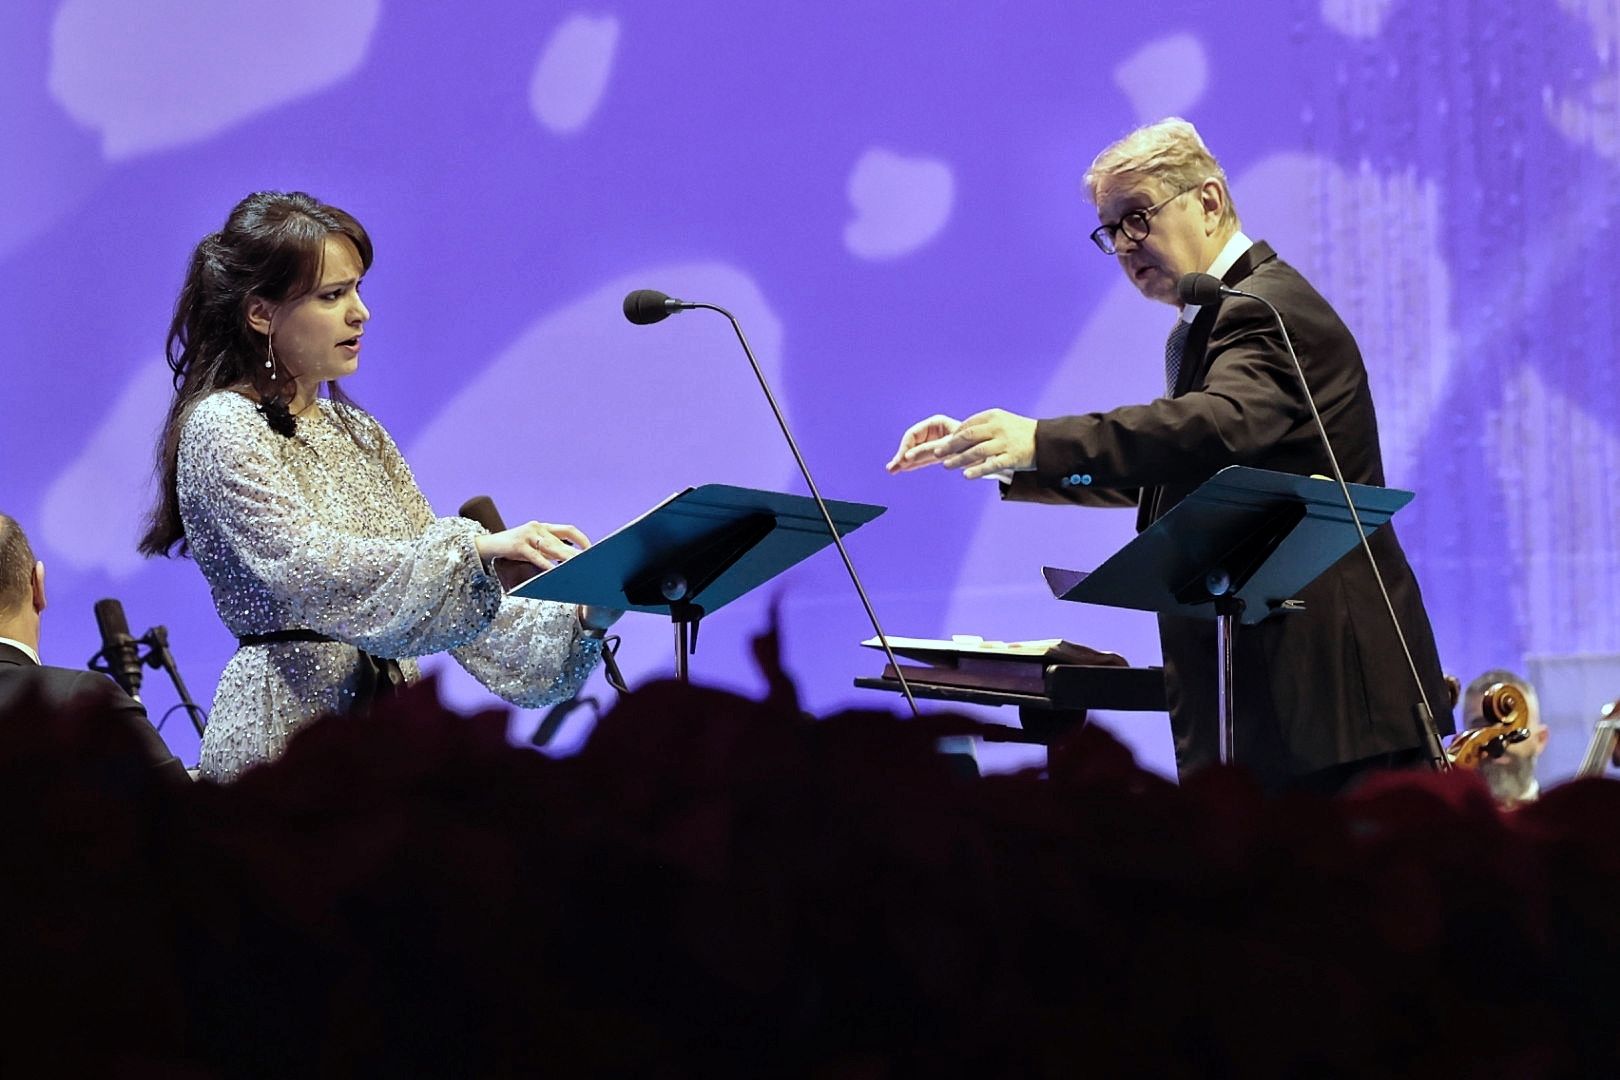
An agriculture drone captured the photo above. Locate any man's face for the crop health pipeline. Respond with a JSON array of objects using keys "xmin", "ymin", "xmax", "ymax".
[{"xmin": 1094, "ymin": 174, "xmax": 1219, "ymax": 306}]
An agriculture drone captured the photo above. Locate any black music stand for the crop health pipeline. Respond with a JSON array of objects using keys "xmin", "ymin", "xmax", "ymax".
[
  {"xmin": 853, "ymin": 664, "xmax": 1166, "ymax": 745},
  {"xmin": 1042, "ymin": 466, "xmax": 1416, "ymax": 765},
  {"xmin": 512, "ymin": 484, "xmax": 885, "ymax": 682}
]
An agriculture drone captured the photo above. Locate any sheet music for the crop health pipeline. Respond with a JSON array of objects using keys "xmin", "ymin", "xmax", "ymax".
[
  {"xmin": 860, "ymin": 635, "xmax": 1128, "ymax": 666},
  {"xmin": 861, "ymin": 635, "xmax": 1064, "ymax": 657}
]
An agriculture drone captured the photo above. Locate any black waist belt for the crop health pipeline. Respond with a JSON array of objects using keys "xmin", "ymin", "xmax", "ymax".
[
  {"xmin": 237, "ymin": 630, "xmax": 407, "ymax": 712},
  {"xmin": 238, "ymin": 630, "xmax": 335, "ymax": 646}
]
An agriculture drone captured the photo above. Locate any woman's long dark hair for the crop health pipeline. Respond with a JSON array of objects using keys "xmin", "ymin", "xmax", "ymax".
[{"xmin": 139, "ymin": 191, "xmax": 374, "ymax": 557}]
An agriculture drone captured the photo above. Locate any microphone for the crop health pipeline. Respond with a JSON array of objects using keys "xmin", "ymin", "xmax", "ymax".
[
  {"xmin": 1177, "ymin": 272, "xmax": 1231, "ymax": 306},
  {"xmin": 1173, "ymin": 272, "xmax": 1447, "ymax": 770},
  {"xmin": 86, "ymin": 599, "xmax": 208, "ymax": 734},
  {"xmin": 622, "ymin": 289, "xmax": 696, "ymax": 326},
  {"xmin": 459, "ymin": 495, "xmax": 537, "ymax": 592},
  {"xmin": 622, "ymin": 290, "xmax": 923, "ymax": 719},
  {"xmin": 458, "ymin": 496, "xmax": 628, "ymax": 694},
  {"xmin": 92, "ymin": 598, "xmax": 145, "ymax": 702},
  {"xmin": 458, "ymin": 495, "xmax": 504, "ymax": 536}
]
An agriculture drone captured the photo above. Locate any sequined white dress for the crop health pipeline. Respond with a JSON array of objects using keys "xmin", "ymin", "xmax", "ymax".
[{"xmin": 178, "ymin": 392, "xmax": 602, "ymax": 780}]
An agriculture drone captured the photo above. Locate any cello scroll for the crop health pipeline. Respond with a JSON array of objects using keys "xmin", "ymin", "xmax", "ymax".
[{"xmin": 1446, "ymin": 680, "xmax": 1532, "ymax": 770}]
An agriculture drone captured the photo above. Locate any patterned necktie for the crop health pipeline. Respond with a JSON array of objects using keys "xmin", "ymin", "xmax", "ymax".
[{"xmin": 1165, "ymin": 318, "xmax": 1191, "ymax": 396}]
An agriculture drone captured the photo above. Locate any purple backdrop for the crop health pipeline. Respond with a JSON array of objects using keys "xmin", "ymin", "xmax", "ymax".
[{"xmin": 5, "ymin": 1, "xmax": 1618, "ymax": 779}]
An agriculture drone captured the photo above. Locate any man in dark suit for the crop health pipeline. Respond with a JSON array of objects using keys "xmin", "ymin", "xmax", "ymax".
[
  {"xmin": 0, "ymin": 513, "xmax": 187, "ymax": 784},
  {"xmin": 887, "ymin": 117, "xmax": 1450, "ymax": 793}
]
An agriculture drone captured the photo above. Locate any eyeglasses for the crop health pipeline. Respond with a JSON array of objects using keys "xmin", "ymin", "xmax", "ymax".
[{"xmin": 1089, "ymin": 184, "xmax": 1200, "ymax": 255}]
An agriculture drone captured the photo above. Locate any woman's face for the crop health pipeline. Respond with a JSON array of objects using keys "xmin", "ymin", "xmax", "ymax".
[{"xmin": 259, "ymin": 234, "xmax": 370, "ymax": 388}]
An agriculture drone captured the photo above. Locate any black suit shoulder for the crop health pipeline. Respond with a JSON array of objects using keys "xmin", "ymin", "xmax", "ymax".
[
  {"xmin": 1, "ymin": 659, "xmax": 133, "ymax": 712},
  {"xmin": 0, "ymin": 661, "xmax": 189, "ymax": 784},
  {"xmin": 1216, "ymin": 251, "xmax": 1351, "ymax": 343}
]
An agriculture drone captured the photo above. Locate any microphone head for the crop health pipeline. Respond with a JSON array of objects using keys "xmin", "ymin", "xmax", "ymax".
[
  {"xmin": 1177, "ymin": 272, "xmax": 1227, "ymax": 306},
  {"xmin": 458, "ymin": 495, "xmax": 507, "ymax": 534},
  {"xmin": 93, "ymin": 596, "xmax": 143, "ymax": 695},
  {"xmin": 623, "ymin": 289, "xmax": 675, "ymax": 325},
  {"xmin": 94, "ymin": 597, "xmax": 133, "ymax": 641}
]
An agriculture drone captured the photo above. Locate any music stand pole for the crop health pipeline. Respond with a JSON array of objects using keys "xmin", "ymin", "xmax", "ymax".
[
  {"xmin": 667, "ymin": 594, "xmax": 699, "ymax": 685},
  {"xmin": 1215, "ymin": 595, "xmax": 1244, "ymax": 765}
]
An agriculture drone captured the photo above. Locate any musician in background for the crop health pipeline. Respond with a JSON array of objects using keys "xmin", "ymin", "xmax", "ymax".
[
  {"xmin": 1457, "ymin": 668, "xmax": 1548, "ymax": 807},
  {"xmin": 0, "ymin": 513, "xmax": 188, "ymax": 784}
]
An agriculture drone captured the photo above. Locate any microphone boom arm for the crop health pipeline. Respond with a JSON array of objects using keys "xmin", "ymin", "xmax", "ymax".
[
  {"xmin": 686, "ymin": 301, "xmax": 923, "ymax": 719},
  {"xmin": 1223, "ymin": 285, "xmax": 1447, "ymax": 771}
]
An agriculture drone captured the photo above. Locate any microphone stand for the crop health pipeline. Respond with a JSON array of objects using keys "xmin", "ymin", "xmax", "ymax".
[
  {"xmin": 683, "ymin": 301, "xmax": 923, "ymax": 720},
  {"xmin": 1222, "ymin": 285, "xmax": 1448, "ymax": 772},
  {"xmin": 138, "ymin": 625, "xmax": 207, "ymax": 737},
  {"xmin": 87, "ymin": 645, "xmax": 143, "ymax": 703}
]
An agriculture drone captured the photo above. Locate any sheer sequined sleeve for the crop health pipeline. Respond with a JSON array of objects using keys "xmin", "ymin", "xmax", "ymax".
[
  {"xmin": 178, "ymin": 397, "xmax": 503, "ymax": 658},
  {"xmin": 366, "ymin": 415, "xmax": 602, "ymax": 707},
  {"xmin": 450, "ymin": 598, "xmax": 603, "ymax": 708}
]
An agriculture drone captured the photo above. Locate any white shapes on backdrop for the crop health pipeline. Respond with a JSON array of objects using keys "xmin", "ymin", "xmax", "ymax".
[
  {"xmin": 0, "ymin": 13, "xmax": 102, "ymax": 261},
  {"xmin": 406, "ymin": 263, "xmax": 792, "ymax": 516},
  {"xmin": 1485, "ymin": 364, "xmax": 1620, "ymax": 657},
  {"xmin": 1544, "ymin": 0, "xmax": 1620, "ymax": 161},
  {"xmin": 842, "ymin": 148, "xmax": 955, "ymax": 260},
  {"xmin": 38, "ymin": 362, "xmax": 172, "ymax": 578},
  {"xmin": 1234, "ymin": 152, "xmax": 1451, "ymax": 488},
  {"xmin": 1320, "ymin": 0, "xmax": 1399, "ymax": 39},
  {"xmin": 1112, "ymin": 34, "xmax": 1208, "ymax": 123},
  {"xmin": 0, "ymin": 136, "xmax": 98, "ymax": 263},
  {"xmin": 1552, "ymin": 0, "xmax": 1620, "ymax": 58},
  {"xmin": 48, "ymin": 0, "xmax": 381, "ymax": 161},
  {"xmin": 529, "ymin": 13, "xmax": 620, "ymax": 135}
]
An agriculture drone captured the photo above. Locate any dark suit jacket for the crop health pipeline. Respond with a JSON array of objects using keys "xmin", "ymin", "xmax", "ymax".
[
  {"xmin": 0, "ymin": 641, "xmax": 189, "ymax": 784},
  {"xmin": 1006, "ymin": 241, "xmax": 1451, "ymax": 780}
]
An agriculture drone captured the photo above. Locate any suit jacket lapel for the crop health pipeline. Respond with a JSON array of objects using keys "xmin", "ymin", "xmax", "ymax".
[
  {"xmin": 1175, "ymin": 310, "xmax": 1216, "ymax": 397},
  {"xmin": 1174, "ymin": 240, "xmax": 1277, "ymax": 397},
  {"xmin": 1141, "ymin": 240, "xmax": 1280, "ymax": 526},
  {"xmin": 1221, "ymin": 240, "xmax": 1275, "ymax": 289}
]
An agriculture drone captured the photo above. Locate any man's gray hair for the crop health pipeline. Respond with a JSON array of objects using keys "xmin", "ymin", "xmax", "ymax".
[
  {"xmin": 1084, "ymin": 117, "xmax": 1240, "ymax": 230},
  {"xmin": 1461, "ymin": 668, "xmax": 1541, "ymax": 729}
]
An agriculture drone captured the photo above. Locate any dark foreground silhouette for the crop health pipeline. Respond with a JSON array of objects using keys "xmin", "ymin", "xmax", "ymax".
[{"xmin": 2, "ymin": 668, "xmax": 1617, "ymax": 1077}]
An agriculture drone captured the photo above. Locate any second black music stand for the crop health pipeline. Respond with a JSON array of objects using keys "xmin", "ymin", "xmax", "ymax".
[
  {"xmin": 513, "ymin": 484, "xmax": 885, "ymax": 682},
  {"xmin": 1042, "ymin": 466, "xmax": 1416, "ymax": 764}
]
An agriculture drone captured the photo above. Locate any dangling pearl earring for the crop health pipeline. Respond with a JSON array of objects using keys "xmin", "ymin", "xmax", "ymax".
[{"xmin": 265, "ymin": 328, "xmax": 277, "ymax": 381}]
